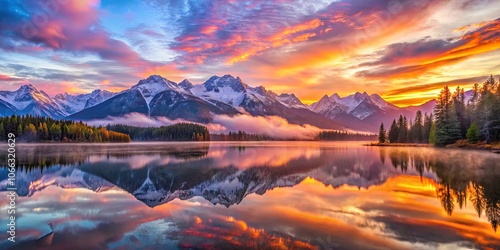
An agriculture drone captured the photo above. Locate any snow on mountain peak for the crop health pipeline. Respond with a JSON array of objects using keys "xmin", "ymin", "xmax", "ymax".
[
  {"xmin": 178, "ymin": 79, "xmax": 194, "ymax": 90},
  {"xmin": 54, "ymin": 89, "xmax": 116, "ymax": 115},
  {"xmin": 136, "ymin": 75, "xmax": 178, "ymax": 88},
  {"xmin": 340, "ymin": 92, "xmax": 369, "ymax": 112},
  {"xmin": 18, "ymin": 84, "xmax": 38, "ymax": 92},
  {"xmin": 329, "ymin": 93, "xmax": 341, "ymax": 102},
  {"xmin": 309, "ymin": 94, "xmax": 334, "ymax": 113},
  {"xmin": 54, "ymin": 92, "xmax": 72, "ymax": 100},
  {"xmin": 0, "ymin": 84, "xmax": 58, "ymax": 113},
  {"xmin": 369, "ymin": 93, "xmax": 398, "ymax": 110},
  {"xmin": 252, "ymin": 86, "xmax": 267, "ymax": 95},
  {"xmin": 310, "ymin": 91, "xmax": 404, "ymax": 121},
  {"xmin": 203, "ymin": 74, "xmax": 247, "ymax": 93},
  {"xmin": 276, "ymin": 93, "xmax": 307, "ymax": 109},
  {"xmin": 133, "ymin": 75, "xmax": 187, "ymax": 107},
  {"xmin": 191, "ymin": 75, "xmax": 248, "ymax": 107},
  {"xmin": 352, "ymin": 91, "xmax": 369, "ymax": 101},
  {"xmin": 320, "ymin": 94, "xmax": 331, "ymax": 102}
]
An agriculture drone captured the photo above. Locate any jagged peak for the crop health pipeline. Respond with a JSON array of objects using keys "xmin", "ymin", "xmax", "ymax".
[
  {"xmin": 279, "ymin": 93, "xmax": 297, "ymax": 98},
  {"xmin": 319, "ymin": 94, "xmax": 331, "ymax": 102},
  {"xmin": 203, "ymin": 74, "xmax": 246, "ymax": 92},
  {"xmin": 18, "ymin": 84, "xmax": 39, "ymax": 92},
  {"xmin": 178, "ymin": 79, "xmax": 194, "ymax": 90},
  {"xmin": 330, "ymin": 93, "xmax": 340, "ymax": 98},
  {"xmin": 351, "ymin": 91, "xmax": 370, "ymax": 100},
  {"xmin": 91, "ymin": 89, "xmax": 108, "ymax": 94},
  {"xmin": 133, "ymin": 75, "xmax": 179, "ymax": 90},
  {"xmin": 145, "ymin": 74, "xmax": 166, "ymax": 81},
  {"xmin": 54, "ymin": 92, "xmax": 72, "ymax": 99},
  {"xmin": 55, "ymin": 89, "xmax": 113, "ymax": 100},
  {"xmin": 222, "ymin": 74, "xmax": 236, "ymax": 79}
]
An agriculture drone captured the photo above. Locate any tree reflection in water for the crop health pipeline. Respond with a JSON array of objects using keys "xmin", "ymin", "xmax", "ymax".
[{"xmin": 384, "ymin": 148, "xmax": 500, "ymax": 231}]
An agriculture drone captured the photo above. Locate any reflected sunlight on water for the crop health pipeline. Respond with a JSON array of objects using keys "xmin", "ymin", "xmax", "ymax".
[{"xmin": 0, "ymin": 142, "xmax": 499, "ymax": 249}]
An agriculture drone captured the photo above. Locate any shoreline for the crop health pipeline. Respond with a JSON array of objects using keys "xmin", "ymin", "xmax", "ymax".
[
  {"xmin": 364, "ymin": 143, "xmax": 432, "ymax": 147},
  {"xmin": 365, "ymin": 142, "xmax": 500, "ymax": 154}
]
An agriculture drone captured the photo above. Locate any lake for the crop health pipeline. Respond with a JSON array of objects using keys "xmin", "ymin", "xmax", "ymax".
[{"xmin": 1, "ymin": 142, "xmax": 499, "ymax": 250}]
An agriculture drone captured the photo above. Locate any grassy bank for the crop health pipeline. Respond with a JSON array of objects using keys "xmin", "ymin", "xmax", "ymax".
[
  {"xmin": 445, "ymin": 140, "xmax": 500, "ymax": 153},
  {"xmin": 365, "ymin": 141, "xmax": 500, "ymax": 154},
  {"xmin": 364, "ymin": 142, "xmax": 432, "ymax": 147}
]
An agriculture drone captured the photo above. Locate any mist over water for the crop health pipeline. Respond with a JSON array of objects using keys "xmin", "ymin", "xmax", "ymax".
[
  {"xmin": 0, "ymin": 142, "xmax": 499, "ymax": 249},
  {"xmin": 86, "ymin": 113, "xmax": 324, "ymax": 139}
]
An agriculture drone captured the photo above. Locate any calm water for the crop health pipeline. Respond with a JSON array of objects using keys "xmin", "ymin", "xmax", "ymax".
[{"xmin": 0, "ymin": 142, "xmax": 499, "ymax": 250}]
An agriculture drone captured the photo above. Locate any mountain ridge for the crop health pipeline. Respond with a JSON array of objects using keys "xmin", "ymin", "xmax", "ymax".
[{"xmin": 0, "ymin": 75, "xmax": 440, "ymax": 132}]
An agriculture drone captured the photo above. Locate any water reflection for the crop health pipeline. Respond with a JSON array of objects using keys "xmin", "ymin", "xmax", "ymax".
[
  {"xmin": 382, "ymin": 147, "xmax": 500, "ymax": 232},
  {"xmin": 0, "ymin": 142, "xmax": 499, "ymax": 249}
]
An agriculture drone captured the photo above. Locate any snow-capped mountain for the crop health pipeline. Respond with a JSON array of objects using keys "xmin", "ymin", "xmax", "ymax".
[
  {"xmin": 190, "ymin": 75, "xmax": 344, "ymax": 129},
  {"xmin": 68, "ymin": 74, "xmax": 345, "ymax": 130},
  {"xmin": 178, "ymin": 79, "xmax": 194, "ymax": 91},
  {"xmin": 310, "ymin": 92, "xmax": 399, "ymax": 120},
  {"xmin": 54, "ymin": 89, "xmax": 115, "ymax": 115},
  {"xmin": 0, "ymin": 99, "xmax": 18, "ymax": 116},
  {"xmin": 0, "ymin": 84, "xmax": 67, "ymax": 118},
  {"xmin": 132, "ymin": 75, "xmax": 189, "ymax": 107},
  {"xmin": 190, "ymin": 75, "xmax": 247, "ymax": 108},
  {"xmin": 275, "ymin": 93, "xmax": 308, "ymax": 109},
  {"xmin": 0, "ymin": 85, "xmax": 116, "ymax": 118},
  {"xmin": 68, "ymin": 75, "xmax": 240, "ymax": 122},
  {"xmin": 0, "ymin": 74, "xmax": 437, "ymax": 132},
  {"xmin": 310, "ymin": 92, "xmax": 434, "ymax": 132}
]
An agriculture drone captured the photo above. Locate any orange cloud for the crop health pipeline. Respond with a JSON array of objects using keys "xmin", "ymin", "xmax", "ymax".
[
  {"xmin": 0, "ymin": 74, "xmax": 21, "ymax": 81},
  {"xmin": 136, "ymin": 64, "xmax": 183, "ymax": 81},
  {"xmin": 200, "ymin": 25, "xmax": 219, "ymax": 35}
]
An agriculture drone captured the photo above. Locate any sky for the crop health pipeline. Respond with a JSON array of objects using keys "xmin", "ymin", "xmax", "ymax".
[{"xmin": 0, "ymin": 0, "xmax": 499, "ymax": 106}]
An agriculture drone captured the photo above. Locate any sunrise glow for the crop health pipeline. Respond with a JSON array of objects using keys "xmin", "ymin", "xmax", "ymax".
[{"xmin": 1, "ymin": 0, "xmax": 499, "ymax": 106}]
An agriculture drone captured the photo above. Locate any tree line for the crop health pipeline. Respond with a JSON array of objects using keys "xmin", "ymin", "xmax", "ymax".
[
  {"xmin": 432, "ymin": 75, "xmax": 500, "ymax": 146},
  {"xmin": 0, "ymin": 115, "xmax": 130, "ymax": 142},
  {"xmin": 378, "ymin": 111, "xmax": 433, "ymax": 144},
  {"xmin": 378, "ymin": 75, "xmax": 500, "ymax": 146},
  {"xmin": 318, "ymin": 130, "xmax": 377, "ymax": 141},
  {"xmin": 106, "ymin": 123, "xmax": 210, "ymax": 141},
  {"xmin": 211, "ymin": 131, "xmax": 275, "ymax": 141}
]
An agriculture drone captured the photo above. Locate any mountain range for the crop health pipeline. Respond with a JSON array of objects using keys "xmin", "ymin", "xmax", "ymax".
[{"xmin": 0, "ymin": 75, "xmax": 440, "ymax": 132}]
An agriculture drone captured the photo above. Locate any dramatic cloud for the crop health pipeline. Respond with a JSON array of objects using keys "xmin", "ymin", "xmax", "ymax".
[
  {"xmin": 356, "ymin": 18, "xmax": 500, "ymax": 80},
  {"xmin": 0, "ymin": 0, "xmax": 142, "ymax": 64},
  {"xmin": 1, "ymin": 0, "xmax": 500, "ymax": 105}
]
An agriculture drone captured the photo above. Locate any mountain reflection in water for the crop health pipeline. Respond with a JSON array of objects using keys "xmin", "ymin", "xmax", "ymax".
[{"xmin": 0, "ymin": 142, "xmax": 499, "ymax": 250}]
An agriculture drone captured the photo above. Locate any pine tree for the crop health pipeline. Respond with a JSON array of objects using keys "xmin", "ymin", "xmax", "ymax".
[
  {"xmin": 429, "ymin": 122, "xmax": 436, "ymax": 145},
  {"xmin": 466, "ymin": 123, "xmax": 479, "ymax": 143},
  {"xmin": 408, "ymin": 119, "xmax": 414, "ymax": 143},
  {"xmin": 452, "ymin": 86, "xmax": 470, "ymax": 138},
  {"xmin": 0, "ymin": 123, "xmax": 4, "ymax": 141},
  {"xmin": 18, "ymin": 124, "xmax": 23, "ymax": 136},
  {"xmin": 397, "ymin": 115, "xmax": 407, "ymax": 143},
  {"xmin": 378, "ymin": 123, "xmax": 387, "ymax": 143},
  {"xmin": 388, "ymin": 119, "xmax": 399, "ymax": 143},
  {"xmin": 414, "ymin": 110, "xmax": 424, "ymax": 142},
  {"xmin": 476, "ymin": 76, "xmax": 497, "ymax": 143},
  {"xmin": 434, "ymin": 86, "xmax": 462, "ymax": 146},
  {"xmin": 422, "ymin": 113, "xmax": 433, "ymax": 143}
]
